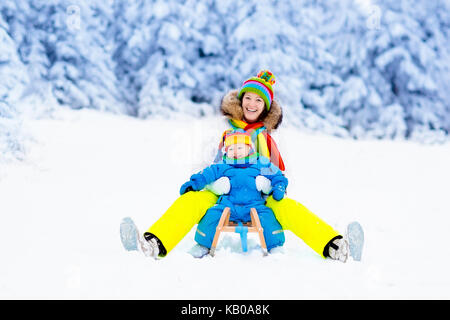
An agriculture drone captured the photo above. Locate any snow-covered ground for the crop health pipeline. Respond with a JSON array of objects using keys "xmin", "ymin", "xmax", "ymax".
[{"xmin": 1, "ymin": 108, "xmax": 449, "ymax": 299}]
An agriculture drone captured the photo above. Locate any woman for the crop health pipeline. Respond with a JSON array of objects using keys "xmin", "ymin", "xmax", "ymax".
[{"xmin": 139, "ymin": 70, "xmax": 348, "ymax": 262}]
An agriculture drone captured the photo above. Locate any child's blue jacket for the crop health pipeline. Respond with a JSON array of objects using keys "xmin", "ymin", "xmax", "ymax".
[
  {"xmin": 184, "ymin": 156, "xmax": 288, "ymax": 251},
  {"xmin": 182, "ymin": 155, "xmax": 288, "ymax": 208}
]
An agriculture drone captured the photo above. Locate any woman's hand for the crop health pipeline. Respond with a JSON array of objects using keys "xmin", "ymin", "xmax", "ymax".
[
  {"xmin": 179, "ymin": 181, "xmax": 195, "ymax": 195},
  {"xmin": 272, "ymin": 183, "xmax": 286, "ymax": 201},
  {"xmin": 190, "ymin": 173, "xmax": 207, "ymax": 190},
  {"xmin": 180, "ymin": 173, "xmax": 208, "ymax": 195}
]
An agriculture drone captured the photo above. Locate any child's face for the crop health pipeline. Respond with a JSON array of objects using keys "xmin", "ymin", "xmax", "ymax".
[{"xmin": 227, "ymin": 143, "xmax": 251, "ymax": 159}]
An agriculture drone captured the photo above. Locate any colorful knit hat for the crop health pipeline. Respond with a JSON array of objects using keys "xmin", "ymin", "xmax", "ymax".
[
  {"xmin": 223, "ymin": 130, "xmax": 253, "ymax": 151},
  {"xmin": 237, "ymin": 70, "xmax": 276, "ymax": 110},
  {"xmin": 222, "ymin": 130, "xmax": 258, "ymax": 163}
]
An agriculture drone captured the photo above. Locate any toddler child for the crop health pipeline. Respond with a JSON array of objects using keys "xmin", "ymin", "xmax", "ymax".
[{"xmin": 179, "ymin": 130, "xmax": 288, "ymax": 255}]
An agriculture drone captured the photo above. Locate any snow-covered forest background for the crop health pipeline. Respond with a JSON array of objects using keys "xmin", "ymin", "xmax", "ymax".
[{"xmin": 1, "ymin": 0, "xmax": 450, "ymax": 163}]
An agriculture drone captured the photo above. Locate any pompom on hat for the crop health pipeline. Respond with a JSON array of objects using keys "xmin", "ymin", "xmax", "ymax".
[{"xmin": 237, "ymin": 70, "xmax": 276, "ymax": 111}]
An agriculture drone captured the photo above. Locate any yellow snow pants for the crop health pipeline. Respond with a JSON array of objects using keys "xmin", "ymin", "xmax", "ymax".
[{"xmin": 147, "ymin": 190, "xmax": 340, "ymax": 258}]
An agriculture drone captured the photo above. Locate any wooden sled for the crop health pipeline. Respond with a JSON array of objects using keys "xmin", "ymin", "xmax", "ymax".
[{"xmin": 209, "ymin": 207, "xmax": 268, "ymax": 257}]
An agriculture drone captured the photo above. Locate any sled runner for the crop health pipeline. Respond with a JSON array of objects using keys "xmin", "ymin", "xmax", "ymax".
[{"xmin": 210, "ymin": 207, "xmax": 268, "ymax": 257}]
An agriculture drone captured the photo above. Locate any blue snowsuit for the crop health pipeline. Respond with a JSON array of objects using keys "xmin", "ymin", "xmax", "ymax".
[{"xmin": 181, "ymin": 156, "xmax": 288, "ymax": 251}]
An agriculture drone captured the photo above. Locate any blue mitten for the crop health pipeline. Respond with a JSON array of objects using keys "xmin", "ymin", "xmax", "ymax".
[
  {"xmin": 180, "ymin": 181, "xmax": 195, "ymax": 195},
  {"xmin": 272, "ymin": 183, "xmax": 286, "ymax": 201},
  {"xmin": 190, "ymin": 173, "xmax": 207, "ymax": 190}
]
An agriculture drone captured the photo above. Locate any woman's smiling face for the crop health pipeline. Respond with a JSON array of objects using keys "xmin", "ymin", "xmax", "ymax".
[{"xmin": 242, "ymin": 92, "xmax": 265, "ymax": 123}]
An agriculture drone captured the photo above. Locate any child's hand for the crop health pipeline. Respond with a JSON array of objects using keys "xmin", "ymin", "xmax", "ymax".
[
  {"xmin": 272, "ymin": 183, "xmax": 286, "ymax": 201},
  {"xmin": 205, "ymin": 177, "xmax": 230, "ymax": 195},
  {"xmin": 255, "ymin": 176, "xmax": 272, "ymax": 194}
]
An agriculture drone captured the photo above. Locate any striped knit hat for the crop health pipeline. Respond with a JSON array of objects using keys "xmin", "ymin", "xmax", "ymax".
[
  {"xmin": 237, "ymin": 70, "xmax": 276, "ymax": 110},
  {"xmin": 223, "ymin": 130, "xmax": 253, "ymax": 150},
  {"xmin": 222, "ymin": 130, "xmax": 257, "ymax": 162}
]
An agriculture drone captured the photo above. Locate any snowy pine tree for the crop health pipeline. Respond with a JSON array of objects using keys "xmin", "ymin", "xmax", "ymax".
[
  {"xmin": 0, "ymin": 9, "xmax": 29, "ymax": 162},
  {"xmin": 318, "ymin": 0, "xmax": 450, "ymax": 142},
  {"xmin": 1, "ymin": 0, "xmax": 449, "ymax": 160}
]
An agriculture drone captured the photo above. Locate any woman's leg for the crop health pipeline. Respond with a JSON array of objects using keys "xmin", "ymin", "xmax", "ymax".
[
  {"xmin": 146, "ymin": 190, "xmax": 218, "ymax": 255},
  {"xmin": 265, "ymin": 196, "xmax": 341, "ymax": 258}
]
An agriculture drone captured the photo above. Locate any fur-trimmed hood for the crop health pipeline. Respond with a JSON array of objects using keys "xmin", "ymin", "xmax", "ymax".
[{"xmin": 219, "ymin": 90, "xmax": 283, "ymax": 131}]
